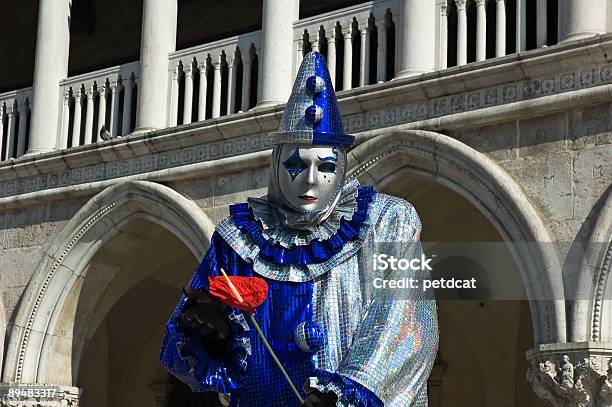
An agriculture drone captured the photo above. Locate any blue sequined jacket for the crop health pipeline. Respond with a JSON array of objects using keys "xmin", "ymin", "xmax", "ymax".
[{"xmin": 160, "ymin": 182, "xmax": 439, "ymax": 406}]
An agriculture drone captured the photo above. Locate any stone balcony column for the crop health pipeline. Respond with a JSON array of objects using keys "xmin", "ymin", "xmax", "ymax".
[
  {"xmin": 16, "ymin": 100, "xmax": 29, "ymax": 157},
  {"xmin": 226, "ymin": 55, "xmax": 237, "ymax": 115},
  {"xmin": 257, "ymin": 0, "xmax": 299, "ymax": 107},
  {"xmin": 60, "ymin": 91, "xmax": 70, "ymax": 148},
  {"xmin": 342, "ymin": 24, "xmax": 354, "ymax": 91},
  {"xmin": 558, "ymin": 0, "xmax": 606, "ymax": 43},
  {"xmin": 496, "ymin": 0, "xmax": 507, "ymax": 56},
  {"xmin": 212, "ymin": 57, "xmax": 222, "ymax": 118},
  {"xmin": 5, "ymin": 105, "xmax": 16, "ymax": 160},
  {"xmin": 396, "ymin": 0, "xmax": 436, "ymax": 78},
  {"xmin": 97, "ymin": 85, "xmax": 107, "ymax": 136},
  {"xmin": 241, "ymin": 58, "xmax": 252, "ymax": 112},
  {"xmin": 438, "ymin": 2, "xmax": 449, "ymax": 69},
  {"xmin": 109, "ymin": 82, "xmax": 121, "ymax": 137},
  {"xmin": 475, "ymin": 0, "xmax": 487, "ymax": 61},
  {"xmin": 71, "ymin": 91, "xmax": 83, "ymax": 148},
  {"xmin": 134, "ymin": 0, "xmax": 177, "ymax": 132},
  {"xmin": 121, "ymin": 76, "xmax": 134, "ymax": 136},
  {"xmin": 0, "ymin": 107, "xmax": 4, "ymax": 158},
  {"xmin": 516, "ymin": 0, "xmax": 526, "ymax": 51},
  {"xmin": 84, "ymin": 87, "xmax": 95, "ymax": 145},
  {"xmin": 198, "ymin": 62, "xmax": 208, "ymax": 120},
  {"xmin": 527, "ymin": 342, "xmax": 612, "ymax": 406},
  {"xmin": 359, "ymin": 21, "xmax": 371, "ymax": 86},
  {"xmin": 327, "ymin": 29, "xmax": 337, "ymax": 87},
  {"xmin": 537, "ymin": 0, "xmax": 548, "ymax": 47},
  {"xmin": 183, "ymin": 63, "xmax": 194, "ymax": 124},
  {"xmin": 27, "ymin": 0, "xmax": 71, "ymax": 155},
  {"xmin": 456, "ymin": 0, "xmax": 468, "ymax": 66}
]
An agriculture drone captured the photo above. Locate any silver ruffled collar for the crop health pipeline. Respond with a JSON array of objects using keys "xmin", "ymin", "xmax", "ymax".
[{"xmin": 247, "ymin": 179, "xmax": 360, "ymax": 248}]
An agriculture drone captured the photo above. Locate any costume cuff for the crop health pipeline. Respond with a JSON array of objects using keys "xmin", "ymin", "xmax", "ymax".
[
  {"xmin": 304, "ymin": 369, "xmax": 383, "ymax": 407},
  {"xmin": 160, "ymin": 297, "xmax": 251, "ymax": 394}
]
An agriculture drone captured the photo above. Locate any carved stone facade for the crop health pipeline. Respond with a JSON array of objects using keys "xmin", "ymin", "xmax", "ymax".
[{"xmin": 527, "ymin": 344, "xmax": 612, "ymax": 407}]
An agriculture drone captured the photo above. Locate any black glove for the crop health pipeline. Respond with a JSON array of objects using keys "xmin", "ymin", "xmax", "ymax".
[
  {"xmin": 181, "ymin": 285, "xmax": 232, "ymax": 356},
  {"xmin": 302, "ymin": 390, "xmax": 338, "ymax": 407}
]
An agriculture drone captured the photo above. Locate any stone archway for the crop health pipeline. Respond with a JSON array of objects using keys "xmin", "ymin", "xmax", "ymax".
[
  {"xmin": 570, "ymin": 186, "xmax": 612, "ymax": 342},
  {"xmin": 2, "ymin": 180, "xmax": 215, "ymax": 389},
  {"xmin": 347, "ymin": 129, "xmax": 565, "ymax": 345}
]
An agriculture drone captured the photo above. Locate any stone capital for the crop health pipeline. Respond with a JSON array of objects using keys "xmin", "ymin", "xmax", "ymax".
[
  {"xmin": 108, "ymin": 81, "xmax": 119, "ymax": 93},
  {"xmin": 358, "ymin": 18, "xmax": 370, "ymax": 32},
  {"xmin": 475, "ymin": 0, "xmax": 487, "ymax": 6},
  {"xmin": 440, "ymin": 3, "xmax": 449, "ymax": 17},
  {"xmin": 17, "ymin": 102, "xmax": 29, "ymax": 113},
  {"xmin": 212, "ymin": 55, "xmax": 223, "ymax": 69},
  {"xmin": 342, "ymin": 24, "xmax": 353, "ymax": 38},
  {"xmin": 97, "ymin": 84, "xmax": 107, "ymax": 97},
  {"xmin": 455, "ymin": 0, "xmax": 467, "ymax": 11},
  {"xmin": 183, "ymin": 63, "xmax": 194, "ymax": 77},
  {"xmin": 527, "ymin": 342, "xmax": 612, "ymax": 407}
]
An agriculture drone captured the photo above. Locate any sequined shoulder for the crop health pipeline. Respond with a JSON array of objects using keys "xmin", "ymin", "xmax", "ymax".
[{"xmin": 369, "ymin": 193, "xmax": 422, "ymax": 243}]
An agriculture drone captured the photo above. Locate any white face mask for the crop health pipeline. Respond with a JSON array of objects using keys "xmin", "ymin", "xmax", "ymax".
[{"xmin": 276, "ymin": 143, "xmax": 346, "ymax": 214}]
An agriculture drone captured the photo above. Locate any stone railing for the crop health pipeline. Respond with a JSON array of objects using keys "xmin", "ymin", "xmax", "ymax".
[
  {"xmin": 440, "ymin": 0, "xmax": 557, "ymax": 68},
  {"xmin": 294, "ymin": 0, "xmax": 397, "ymax": 91},
  {"xmin": 59, "ymin": 61, "xmax": 139, "ymax": 149},
  {"xmin": 168, "ymin": 31, "xmax": 261, "ymax": 126},
  {"xmin": 0, "ymin": 0, "xmax": 592, "ymax": 166},
  {"xmin": 0, "ymin": 87, "xmax": 32, "ymax": 161}
]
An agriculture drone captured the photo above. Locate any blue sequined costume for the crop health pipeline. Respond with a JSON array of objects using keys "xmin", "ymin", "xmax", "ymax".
[
  {"xmin": 160, "ymin": 51, "xmax": 439, "ymax": 406},
  {"xmin": 160, "ymin": 180, "xmax": 439, "ymax": 406}
]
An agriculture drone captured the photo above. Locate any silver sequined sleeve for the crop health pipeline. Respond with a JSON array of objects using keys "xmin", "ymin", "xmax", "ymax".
[{"xmin": 335, "ymin": 199, "xmax": 439, "ymax": 406}]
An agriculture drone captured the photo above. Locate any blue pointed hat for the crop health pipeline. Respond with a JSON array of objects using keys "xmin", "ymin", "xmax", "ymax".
[{"xmin": 269, "ymin": 51, "xmax": 354, "ymax": 148}]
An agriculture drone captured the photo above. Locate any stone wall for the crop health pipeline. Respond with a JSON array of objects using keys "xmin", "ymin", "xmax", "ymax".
[
  {"xmin": 0, "ymin": 198, "xmax": 86, "ymax": 330},
  {"xmin": 448, "ymin": 103, "xmax": 612, "ymax": 244}
]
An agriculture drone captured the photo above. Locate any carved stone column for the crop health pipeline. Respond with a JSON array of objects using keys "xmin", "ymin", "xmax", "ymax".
[
  {"xmin": 0, "ymin": 383, "xmax": 81, "ymax": 406},
  {"xmin": 28, "ymin": 0, "xmax": 71, "ymax": 155},
  {"xmin": 527, "ymin": 342, "xmax": 612, "ymax": 406},
  {"xmin": 558, "ymin": 0, "xmax": 606, "ymax": 43},
  {"xmin": 456, "ymin": 0, "xmax": 468, "ymax": 66},
  {"xmin": 134, "ymin": 0, "xmax": 177, "ymax": 132},
  {"xmin": 475, "ymin": 0, "xmax": 487, "ymax": 62},
  {"xmin": 257, "ymin": 0, "xmax": 299, "ymax": 107},
  {"xmin": 395, "ymin": 0, "xmax": 436, "ymax": 78}
]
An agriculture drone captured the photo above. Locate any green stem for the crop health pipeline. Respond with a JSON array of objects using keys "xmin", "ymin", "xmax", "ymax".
[{"xmin": 248, "ymin": 313, "xmax": 305, "ymax": 404}]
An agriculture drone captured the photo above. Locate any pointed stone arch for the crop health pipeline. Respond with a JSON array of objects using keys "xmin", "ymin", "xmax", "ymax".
[
  {"xmin": 570, "ymin": 186, "xmax": 612, "ymax": 342},
  {"xmin": 2, "ymin": 180, "xmax": 215, "ymax": 386},
  {"xmin": 347, "ymin": 129, "xmax": 566, "ymax": 345}
]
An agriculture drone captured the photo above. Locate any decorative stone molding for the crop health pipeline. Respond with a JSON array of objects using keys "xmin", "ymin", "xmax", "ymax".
[
  {"xmin": 527, "ymin": 343, "xmax": 612, "ymax": 407},
  {"xmin": 0, "ymin": 384, "xmax": 80, "ymax": 407},
  {"xmin": 342, "ymin": 61, "xmax": 612, "ymax": 136},
  {"xmin": 0, "ymin": 131, "xmax": 272, "ymax": 199}
]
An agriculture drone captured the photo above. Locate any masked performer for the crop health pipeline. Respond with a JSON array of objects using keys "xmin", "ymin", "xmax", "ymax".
[{"xmin": 160, "ymin": 51, "xmax": 439, "ymax": 407}]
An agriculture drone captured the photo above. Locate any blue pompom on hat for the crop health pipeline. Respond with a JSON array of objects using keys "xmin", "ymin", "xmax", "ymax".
[{"xmin": 269, "ymin": 51, "xmax": 354, "ymax": 148}]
